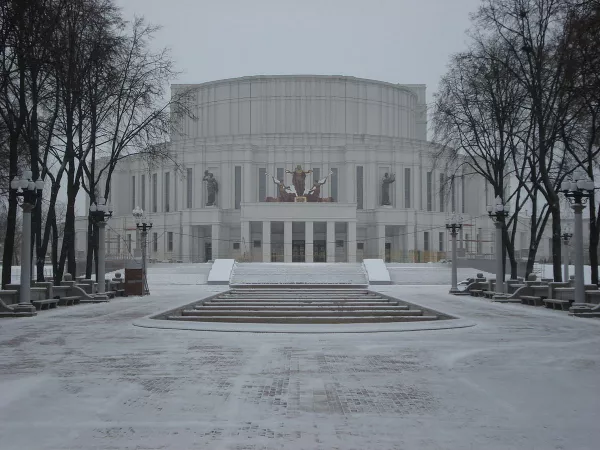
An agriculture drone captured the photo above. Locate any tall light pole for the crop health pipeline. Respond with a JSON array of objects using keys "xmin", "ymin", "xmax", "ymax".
[
  {"xmin": 561, "ymin": 229, "xmax": 573, "ymax": 283},
  {"xmin": 10, "ymin": 170, "xmax": 44, "ymax": 315},
  {"xmin": 560, "ymin": 170, "xmax": 595, "ymax": 304},
  {"xmin": 446, "ymin": 213, "xmax": 463, "ymax": 294},
  {"xmin": 90, "ymin": 198, "xmax": 112, "ymax": 295},
  {"xmin": 487, "ymin": 196, "xmax": 509, "ymax": 294},
  {"xmin": 133, "ymin": 206, "xmax": 152, "ymax": 295}
]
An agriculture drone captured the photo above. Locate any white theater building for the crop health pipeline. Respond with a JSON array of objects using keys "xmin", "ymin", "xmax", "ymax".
[{"xmin": 76, "ymin": 75, "xmax": 526, "ymax": 263}]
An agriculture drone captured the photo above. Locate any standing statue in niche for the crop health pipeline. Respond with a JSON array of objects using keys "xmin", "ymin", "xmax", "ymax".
[
  {"xmin": 381, "ymin": 172, "xmax": 396, "ymax": 206},
  {"xmin": 203, "ymin": 170, "xmax": 218, "ymax": 206},
  {"xmin": 286, "ymin": 165, "xmax": 312, "ymax": 196}
]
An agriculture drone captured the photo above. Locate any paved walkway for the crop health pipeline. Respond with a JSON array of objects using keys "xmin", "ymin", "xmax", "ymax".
[{"xmin": 1, "ymin": 271, "xmax": 599, "ymax": 449}]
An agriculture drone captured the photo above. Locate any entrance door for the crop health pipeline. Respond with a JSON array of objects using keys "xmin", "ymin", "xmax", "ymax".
[
  {"xmin": 204, "ymin": 242, "xmax": 212, "ymax": 262},
  {"xmin": 292, "ymin": 240, "xmax": 305, "ymax": 262},
  {"xmin": 385, "ymin": 242, "xmax": 391, "ymax": 263},
  {"xmin": 314, "ymin": 240, "xmax": 326, "ymax": 262}
]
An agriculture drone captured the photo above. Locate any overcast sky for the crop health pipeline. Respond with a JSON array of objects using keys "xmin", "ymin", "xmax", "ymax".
[{"xmin": 114, "ymin": 0, "xmax": 481, "ymax": 105}]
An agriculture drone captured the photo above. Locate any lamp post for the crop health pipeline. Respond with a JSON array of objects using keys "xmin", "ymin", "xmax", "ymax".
[
  {"xmin": 560, "ymin": 170, "xmax": 595, "ymax": 304},
  {"xmin": 446, "ymin": 213, "xmax": 463, "ymax": 294},
  {"xmin": 561, "ymin": 229, "xmax": 573, "ymax": 283},
  {"xmin": 133, "ymin": 206, "xmax": 152, "ymax": 295},
  {"xmin": 90, "ymin": 198, "xmax": 113, "ymax": 295},
  {"xmin": 487, "ymin": 196, "xmax": 509, "ymax": 294},
  {"xmin": 10, "ymin": 170, "xmax": 44, "ymax": 314}
]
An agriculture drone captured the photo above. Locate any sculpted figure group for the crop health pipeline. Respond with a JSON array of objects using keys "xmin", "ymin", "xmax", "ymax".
[{"xmin": 266, "ymin": 165, "xmax": 334, "ymax": 203}]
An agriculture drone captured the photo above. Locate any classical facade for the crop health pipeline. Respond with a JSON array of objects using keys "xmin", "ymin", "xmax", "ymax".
[{"xmin": 75, "ymin": 75, "xmax": 543, "ymax": 263}]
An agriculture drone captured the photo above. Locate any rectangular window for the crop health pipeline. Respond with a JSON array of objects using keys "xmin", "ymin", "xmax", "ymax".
[
  {"xmin": 141, "ymin": 174, "xmax": 146, "ymax": 211},
  {"xmin": 426, "ymin": 172, "xmax": 432, "ymax": 211},
  {"xmin": 331, "ymin": 168, "xmax": 338, "ymax": 201},
  {"xmin": 451, "ymin": 177, "xmax": 455, "ymax": 212},
  {"xmin": 439, "ymin": 232, "xmax": 444, "ymax": 252},
  {"xmin": 117, "ymin": 234, "xmax": 120, "ymax": 255},
  {"xmin": 461, "ymin": 175, "xmax": 466, "ymax": 213},
  {"xmin": 174, "ymin": 173, "xmax": 178, "ymax": 211},
  {"xmin": 276, "ymin": 167, "xmax": 284, "ymax": 182},
  {"xmin": 167, "ymin": 232, "xmax": 173, "ymax": 252},
  {"xmin": 313, "ymin": 168, "xmax": 320, "ymax": 184},
  {"xmin": 465, "ymin": 233, "xmax": 470, "ymax": 253},
  {"xmin": 424, "ymin": 232, "xmax": 430, "ymax": 251},
  {"xmin": 477, "ymin": 228, "xmax": 482, "ymax": 254},
  {"xmin": 258, "ymin": 168, "xmax": 266, "ymax": 202},
  {"xmin": 106, "ymin": 232, "xmax": 111, "ymax": 255},
  {"xmin": 186, "ymin": 168, "xmax": 192, "ymax": 208},
  {"xmin": 233, "ymin": 242, "xmax": 240, "ymax": 250},
  {"xmin": 235, "ymin": 165, "xmax": 242, "ymax": 209},
  {"xmin": 253, "ymin": 240, "xmax": 261, "ymax": 248},
  {"xmin": 127, "ymin": 234, "xmax": 132, "ymax": 252},
  {"xmin": 152, "ymin": 174, "xmax": 157, "ymax": 212},
  {"xmin": 357, "ymin": 242, "xmax": 364, "ymax": 250},
  {"xmin": 439, "ymin": 173, "xmax": 445, "ymax": 212},
  {"xmin": 153, "ymin": 232, "xmax": 158, "ymax": 252},
  {"xmin": 405, "ymin": 168, "xmax": 411, "ymax": 208},
  {"xmin": 164, "ymin": 172, "xmax": 170, "ymax": 213},
  {"xmin": 336, "ymin": 239, "xmax": 344, "ymax": 248},
  {"xmin": 356, "ymin": 165, "xmax": 364, "ymax": 209},
  {"xmin": 131, "ymin": 176, "xmax": 136, "ymax": 209}
]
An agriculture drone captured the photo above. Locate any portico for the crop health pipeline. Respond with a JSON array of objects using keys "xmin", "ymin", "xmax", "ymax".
[{"xmin": 241, "ymin": 202, "xmax": 357, "ymax": 263}]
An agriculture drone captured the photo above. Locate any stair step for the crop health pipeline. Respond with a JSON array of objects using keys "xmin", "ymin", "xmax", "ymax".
[
  {"xmin": 183, "ymin": 309, "xmax": 422, "ymax": 317},
  {"xmin": 204, "ymin": 301, "xmax": 398, "ymax": 307},
  {"xmin": 168, "ymin": 315, "xmax": 438, "ymax": 324},
  {"xmin": 196, "ymin": 305, "xmax": 407, "ymax": 311}
]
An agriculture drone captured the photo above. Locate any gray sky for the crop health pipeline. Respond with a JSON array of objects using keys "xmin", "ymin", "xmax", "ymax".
[{"xmin": 114, "ymin": 0, "xmax": 481, "ymax": 105}]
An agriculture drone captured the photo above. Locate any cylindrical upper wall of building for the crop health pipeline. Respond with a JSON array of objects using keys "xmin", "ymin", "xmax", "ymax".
[{"xmin": 173, "ymin": 76, "xmax": 421, "ymax": 140}]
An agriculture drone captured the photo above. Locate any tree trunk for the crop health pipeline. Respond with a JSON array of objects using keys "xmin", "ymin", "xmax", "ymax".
[
  {"xmin": 587, "ymin": 192, "xmax": 598, "ymax": 285},
  {"xmin": 51, "ymin": 217, "xmax": 59, "ymax": 285},
  {"xmin": 2, "ymin": 192, "xmax": 18, "ymax": 288},
  {"xmin": 550, "ymin": 204, "xmax": 562, "ymax": 281}
]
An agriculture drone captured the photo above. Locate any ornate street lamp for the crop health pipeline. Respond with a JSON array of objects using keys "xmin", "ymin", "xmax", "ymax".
[
  {"xmin": 446, "ymin": 213, "xmax": 463, "ymax": 294},
  {"xmin": 10, "ymin": 170, "xmax": 44, "ymax": 315},
  {"xmin": 561, "ymin": 228, "xmax": 573, "ymax": 283},
  {"xmin": 90, "ymin": 198, "xmax": 113, "ymax": 296},
  {"xmin": 133, "ymin": 206, "xmax": 152, "ymax": 295},
  {"xmin": 487, "ymin": 196, "xmax": 509, "ymax": 294},
  {"xmin": 560, "ymin": 170, "xmax": 595, "ymax": 304}
]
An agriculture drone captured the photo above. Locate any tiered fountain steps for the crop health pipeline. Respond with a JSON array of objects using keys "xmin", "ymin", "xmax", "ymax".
[{"xmin": 166, "ymin": 288, "xmax": 442, "ymax": 324}]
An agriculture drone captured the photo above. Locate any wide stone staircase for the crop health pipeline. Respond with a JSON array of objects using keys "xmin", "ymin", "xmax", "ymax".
[
  {"xmin": 166, "ymin": 288, "xmax": 442, "ymax": 324},
  {"xmin": 229, "ymin": 263, "xmax": 368, "ymax": 286}
]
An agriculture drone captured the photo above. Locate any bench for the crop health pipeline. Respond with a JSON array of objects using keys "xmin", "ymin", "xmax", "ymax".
[
  {"xmin": 521, "ymin": 295, "xmax": 544, "ymax": 306},
  {"xmin": 585, "ymin": 290, "xmax": 600, "ymax": 305},
  {"xmin": 56, "ymin": 296, "xmax": 80, "ymax": 306},
  {"xmin": 32, "ymin": 298, "xmax": 59, "ymax": 310},
  {"xmin": 470, "ymin": 289, "xmax": 483, "ymax": 297},
  {"xmin": 543, "ymin": 298, "xmax": 572, "ymax": 311}
]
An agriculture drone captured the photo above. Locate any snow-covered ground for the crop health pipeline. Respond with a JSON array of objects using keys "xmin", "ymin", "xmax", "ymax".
[{"xmin": 1, "ymin": 265, "xmax": 600, "ymax": 449}]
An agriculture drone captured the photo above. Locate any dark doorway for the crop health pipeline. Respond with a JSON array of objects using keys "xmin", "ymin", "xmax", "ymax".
[
  {"xmin": 385, "ymin": 242, "xmax": 391, "ymax": 263},
  {"xmin": 205, "ymin": 242, "xmax": 212, "ymax": 262},
  {"xmin": 292, "ymin": 240, "xmax": 305, "ymax": 262},
  {"xmin": 314, "ymin": 240, "xmax": 326, "ymax": 262}
]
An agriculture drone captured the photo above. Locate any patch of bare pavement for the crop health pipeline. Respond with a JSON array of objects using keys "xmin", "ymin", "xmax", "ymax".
[{"xmin": 0, "ymin": 269, "xmax": 599, "ymax": 450}]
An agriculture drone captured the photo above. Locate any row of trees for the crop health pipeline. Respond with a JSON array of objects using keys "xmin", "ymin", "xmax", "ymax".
[
  {"xmin": 0, "ymin": 0, "xmax": 192, "ymax": 288},
  {"xmin": 433, "ymin": 0, "xmax": 600, "ymax": 283}
]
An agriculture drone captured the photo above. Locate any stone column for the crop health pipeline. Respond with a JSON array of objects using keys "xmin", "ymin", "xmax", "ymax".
[
  {"xmin": 348, "ymin": 221, "xmax": 357, "ymax": 262},
  {"xmin": 284, "ymin": 221, "xmax": 293, "ymax": 263},
  {"xmin": 449, "ymin": 227, "xmax": 459, "ymax": 294},
  {"xmin": 573, "ymin": 203, "xmax": 585, "ymax": 304},
  {"xmin": 305, "ymin": 221, "xmax": 314, "ymax": 263},
  {"xmin": 211, "ymin": 224, "xmax": 220, "ymax": 260},
  {"xmin": 563, "ymin": 237, "xmax": 570, "ymax": 282},
  {"xmin": 326, "ymin": 221, "xmax": 336, "ymax": 262},
  {"xmin": 181, "ymin": 224, "xmax": 191, "ymax": 263},
  {"xmin": 16, "ymin": 203, "xmax": 35, "ymax": 313},
  {"xmin": 377, "ymin": 224, "xmax": 386, "ymax": 260},
  {"xmin": 262, "ymin": 221, "xmax": 271, "ymax": 262},
  {"xmin": 241, "ymin": 220, "xmax": 250, "ymax": 260}
]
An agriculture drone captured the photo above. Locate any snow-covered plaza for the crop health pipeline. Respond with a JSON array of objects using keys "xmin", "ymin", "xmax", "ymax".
[{"xmin": 1, "ymin": 264, "xmax": 600, "ymax": 449}]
